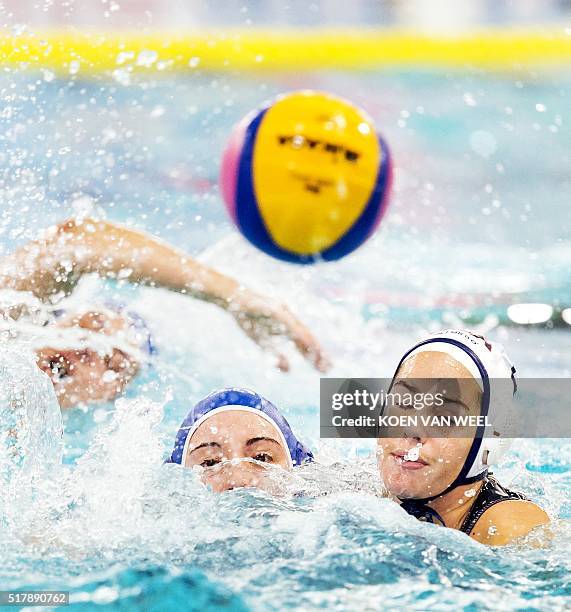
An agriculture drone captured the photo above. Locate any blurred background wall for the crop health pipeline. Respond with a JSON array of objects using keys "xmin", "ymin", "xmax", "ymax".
[{"xmin": 1, "ymin": 0, "xmax": 571, "ymax": 30}]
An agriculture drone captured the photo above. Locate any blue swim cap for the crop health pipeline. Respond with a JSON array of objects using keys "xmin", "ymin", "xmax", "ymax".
[
  {"xmin": 103, "ymin": 301, "xmax": 157, "ymax": 358},
  {"xmin": 121, "ymin": 307, "xmax": 157, "ymax": 358},
  {"xmin": 166, "ymin": 388, "xmax": 313, "ymax": 467}
]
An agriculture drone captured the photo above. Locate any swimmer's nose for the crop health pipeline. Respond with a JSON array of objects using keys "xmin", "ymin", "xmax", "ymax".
[
  {"xmin": 208, "ymin": 464, "xmax": 262, "ymax": 493},
  {"xmin": 401, "ymin": 432, "xmax": 427, "ymax": 446},
  {"xmin": 217, "ymin": 476, "xmax": 260, "ymax": 493}
]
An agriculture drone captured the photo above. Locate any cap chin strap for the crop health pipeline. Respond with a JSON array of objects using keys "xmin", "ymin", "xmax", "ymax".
[
  {"xmin": 399, "ymin": 499, "xmax": 448, "ymax": 526},
  {"xmin": 389, "ymin": 337, "xmax": 492, "ymax": 524}
]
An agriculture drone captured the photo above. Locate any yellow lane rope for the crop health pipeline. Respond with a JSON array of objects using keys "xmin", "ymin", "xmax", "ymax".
[{"xmin": 1, "ymin": 29, "xmax": 571, "ymax": 74}]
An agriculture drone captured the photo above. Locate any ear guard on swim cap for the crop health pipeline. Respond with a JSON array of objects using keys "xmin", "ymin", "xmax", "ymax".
[
  {"xmin": 166, "ymin": 387, "xmax": 314, "ymax": 468},
  {"xmin": 481, "ymin": 437, "xmax": 513, "ymax": 470},
  {"xmin": 103, "ymin": 301, "xmax": 157, "ymax": 359},
  {"xmin": 391, "ymin": 329, "xmax": 517, "ymax": 501}
]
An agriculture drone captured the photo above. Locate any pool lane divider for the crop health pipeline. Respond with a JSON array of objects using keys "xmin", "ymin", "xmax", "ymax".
[{"xmin": 2, "ymin": 28, "xmax": 571, "ymax": 75}]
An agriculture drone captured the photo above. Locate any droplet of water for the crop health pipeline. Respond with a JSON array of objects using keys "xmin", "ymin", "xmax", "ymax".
[
  {"xmin": 463, "ymin": 92, "xmax": 477, "ymax": 107},
  {"xmin": 403, "ymin": 444, "xmax": 421, "ymax": 462},
  {"xmin": 470, "ymin": 130, "xmax": 497, "ymax": 158},
  {"xmin": 136, "ymin": 49, "xmax": 158, "ymax": 67},
  {"xmin": 112, "ymin": 68, "xmax": 131, "ymax": 86},
  {"xmin": 102, "ymin": 370, "xmax": 118, "ymax": 383},
  {"xmin": 116, "ymin": 51, "xmax": 135, "ymax": 66}
]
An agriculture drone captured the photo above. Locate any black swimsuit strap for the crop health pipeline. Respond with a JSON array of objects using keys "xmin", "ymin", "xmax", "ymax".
[{"xmin": 459, "ymin": 475, "xmax": 528, "ymax": 535}]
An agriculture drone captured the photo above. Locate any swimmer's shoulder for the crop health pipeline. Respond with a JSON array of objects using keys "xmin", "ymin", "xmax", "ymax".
[{"xmin": 469, "ymin": 499, "xmax": 550, "ymax": 546}]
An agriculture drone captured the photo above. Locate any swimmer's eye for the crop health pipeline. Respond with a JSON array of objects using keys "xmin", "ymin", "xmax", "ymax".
[
  {"xmin": 253, "ymin": 453, "xmax": 273, "ymax": 463},
  {"xmin": 200, "ymin": 458, "xmax": 221, "ymax": 468},
  {"xmin": 387, "ymin": 397, "xmax": 412, "ymax": 411},
  {"xmin": 345, "ymin": 150, "xmax": 359, "ymax": 162}
]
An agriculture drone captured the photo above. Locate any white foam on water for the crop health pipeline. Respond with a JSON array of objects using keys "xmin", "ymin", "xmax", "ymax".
[{"xmin": 0, "ymin": 343, "xmax": 62, "ymax": 483}]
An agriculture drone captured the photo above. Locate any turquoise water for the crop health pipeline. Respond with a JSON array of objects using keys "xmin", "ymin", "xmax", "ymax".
[{"xmin": 0, "ymin": 68, "xmax": 570, "ymax": 610}]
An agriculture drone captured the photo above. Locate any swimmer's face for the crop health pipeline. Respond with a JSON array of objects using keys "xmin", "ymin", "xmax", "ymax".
[
  {"xmin": 36, "ymin": 346, "xmax": 137, "ymax": 409},
  {"xmin": 183, "ymin": 410, "xmax": 291, "ymax": 493},
  {"xmin": 35, "ymin": 311, "xmax": 139, "ymax": 409},
  {"xmin": 377, "ymin": 352, "xmax": 482, "ymax": 500}
]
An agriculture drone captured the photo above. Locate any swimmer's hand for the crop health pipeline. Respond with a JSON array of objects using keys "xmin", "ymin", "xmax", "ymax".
[{"xmin": 227, "ymin": 291, "xmax": 331, "ymax": 373}]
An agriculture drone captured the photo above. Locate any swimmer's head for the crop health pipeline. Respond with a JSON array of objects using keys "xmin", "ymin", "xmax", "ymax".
[
  {"xmin": 33, "ymin": 308, "xmax": 153, "ymax": 408},
  {"xmin": 377, "ymin": 329, "xmax": 516, "ymax": 501},
  {"xmin": 167, "ymin": 388, "xmax": 313, "ymax": 493}
]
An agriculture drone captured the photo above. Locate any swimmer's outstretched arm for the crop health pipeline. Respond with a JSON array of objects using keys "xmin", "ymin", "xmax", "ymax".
[{"xmin": 0, "ymin": 218, "xmax": 329, "ymax": 372}]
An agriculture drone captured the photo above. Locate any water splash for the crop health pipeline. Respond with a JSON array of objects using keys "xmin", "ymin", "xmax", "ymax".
[{"xmin": 0, "ymin": 342, "xmax": 62, "ymax": 485}]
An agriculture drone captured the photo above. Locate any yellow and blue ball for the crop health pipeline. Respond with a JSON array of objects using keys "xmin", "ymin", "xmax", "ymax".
[{"xmin": 220, "ymin": 90, "xmax": 392, "ymax": 264}]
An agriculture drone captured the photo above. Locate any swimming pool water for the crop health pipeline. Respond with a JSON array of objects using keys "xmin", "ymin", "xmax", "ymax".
[{"xmin": 0, "ymin": 66, "xmax": 570, "ymax": 610}]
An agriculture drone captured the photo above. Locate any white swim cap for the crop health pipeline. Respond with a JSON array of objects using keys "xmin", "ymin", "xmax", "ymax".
[{"xmin": 395, "ymin": 329, "xmax": 517, "ymax": 490}]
